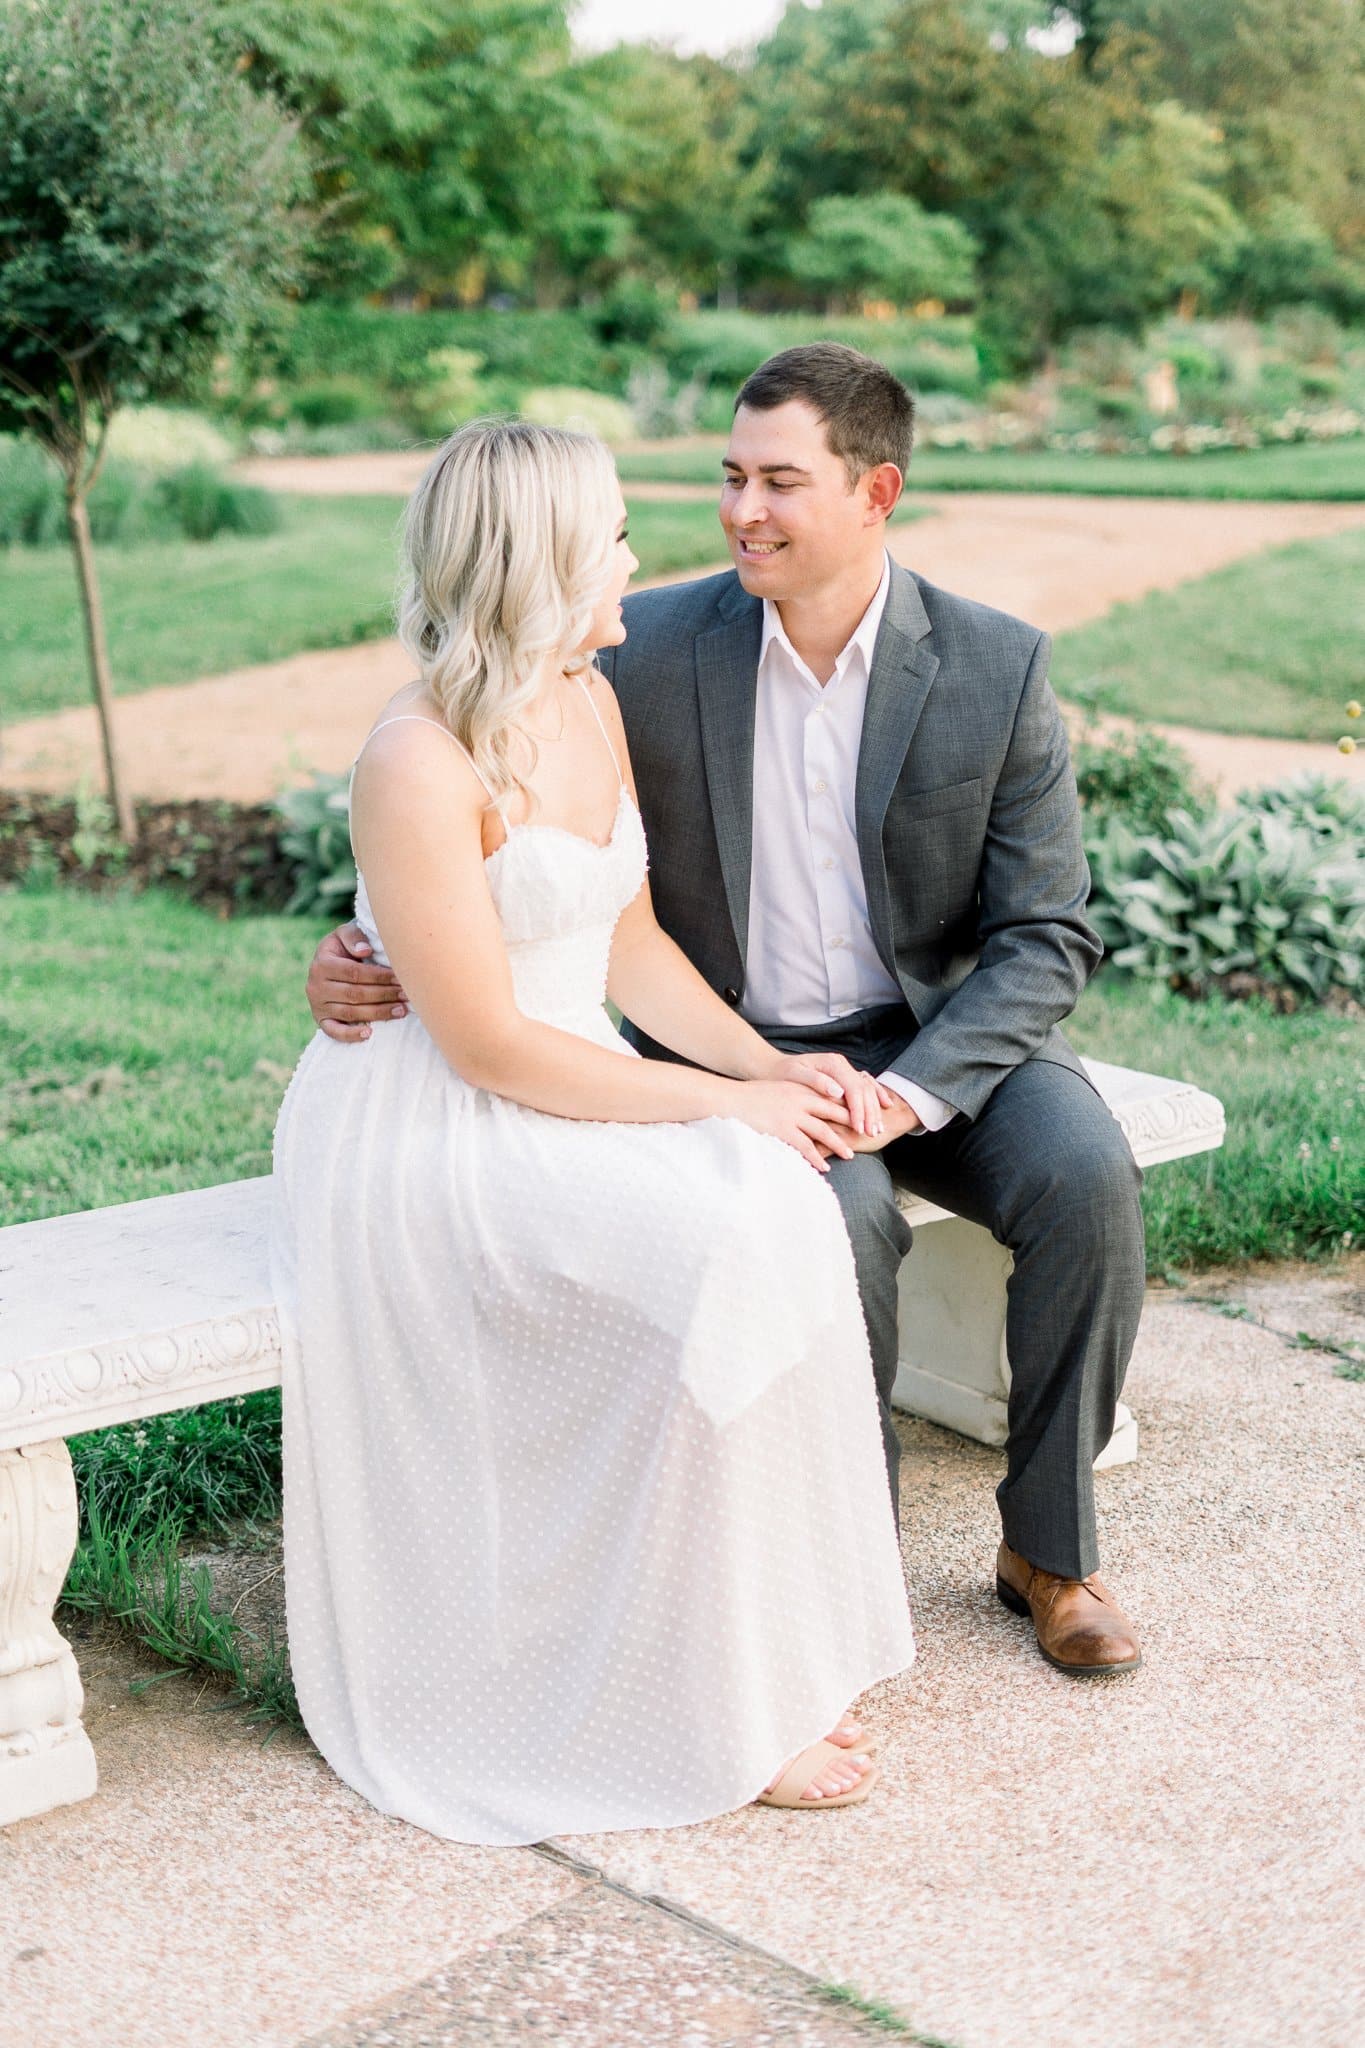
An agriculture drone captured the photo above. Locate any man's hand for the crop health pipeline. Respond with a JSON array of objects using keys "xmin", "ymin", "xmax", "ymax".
[
  {"xmin": 307, "ymin": 923, "xmax": 408, "ymax": 1043},
  {"xmin": 767, "ymin": 1050, "xmax": 899, "ymax": 1139},
  {"xmin": 813, "ymin": 1090, "xmax": 923, "ymax": 1159},
  {"xmin": 843, "ymin": 1093, "xmax": 923, "ymax": 1152}
]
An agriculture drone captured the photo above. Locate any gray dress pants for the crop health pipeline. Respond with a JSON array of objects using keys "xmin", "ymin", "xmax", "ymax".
[{"xmin": 759, "ymin": 1002, "xmax": 1146, "ymax": 1580}]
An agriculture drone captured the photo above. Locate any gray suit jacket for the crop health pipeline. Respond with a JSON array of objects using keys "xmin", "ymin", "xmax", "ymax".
[{"xmin": 597, "ymin": 559, "xmax": 1102, "ymax": 1123}]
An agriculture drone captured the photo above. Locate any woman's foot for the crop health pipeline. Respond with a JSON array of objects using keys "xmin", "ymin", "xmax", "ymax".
[
  {"xmin": 761, "ymin": 1717, "xmax": 874, "ymax": 1801},
  {"xmin": 825, "ymin": 1716, "xmax": 868, "ymax": 1752}
]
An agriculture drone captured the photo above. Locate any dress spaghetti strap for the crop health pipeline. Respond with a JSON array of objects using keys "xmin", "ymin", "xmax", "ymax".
[
  {"xmin": 355, "ymin": 714, "xmax": 496, "ymax": 797},
  {"xmin": 575, "ymin": 673, "xmax": 626, "ymax": 789}
]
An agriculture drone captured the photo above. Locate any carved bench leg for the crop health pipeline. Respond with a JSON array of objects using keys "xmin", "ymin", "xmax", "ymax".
[
  {"xmin": 0, "ymin": 1440, "xmax": 98, "ymax": 1827},
  {"xmin": 890, "ymin": 1217, "xmax": 1137, "ymax": 1468}
]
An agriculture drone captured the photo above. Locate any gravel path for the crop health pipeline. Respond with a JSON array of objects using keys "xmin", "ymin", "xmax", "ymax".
[
  {"xmin": 11, "ymin": 1260, "xmax": 1364, "ymax": 2048},
  {"xmin": 4, "ymin": 480, "xmax": 1362, "ymax": 803}
]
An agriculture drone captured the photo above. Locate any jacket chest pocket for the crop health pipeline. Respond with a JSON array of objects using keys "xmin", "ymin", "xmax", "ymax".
[{"xmin": 894, "ymin": 774, "xmax": 982, "ymax": 822}]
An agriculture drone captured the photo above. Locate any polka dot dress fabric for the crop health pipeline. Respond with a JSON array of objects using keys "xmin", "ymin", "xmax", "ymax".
[{"xmin": 270, "ymin": 785, "xmax": 916, "ymax": 1845}]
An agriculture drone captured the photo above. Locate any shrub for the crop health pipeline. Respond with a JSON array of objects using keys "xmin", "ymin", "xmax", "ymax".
[
  {"xmin": 1074, "ymin": 724, "xmax": 1214, "ymax": 835},
  {"xmin": 244, "ymin": 415, "xmax": 418, "ymax": 457},
  {"xmin": 659, "ymin": 311, "xmax": 983, "ymax": 399},
  {"xmin": 518, "ymin": 386, "xmax": 636, "ymax": 443},
  {"xmin": 85, "ymin": 461, "xmax": 163, "ymax": 542},
  {"xmin": 0, "ymin": 792, "xmax": 295, "ymax": 911},
  {"xmin": 105, "ymin": 406, "xmax": 237, "ymax": 472},
  {"xmin": 264, "ymin": 303, "xmax": 617, "ymax": 396},
  {"xmin": 657, "ymin": 311, "xmax": 786, "ymax": 387},
  {"xmin": 0, "ymin": 440, "xmax": 277, "ymax": 546},
  {"xmin": 625, "ymin": 361, "xmax": 705, "ymax": 437},
  {"xmin": 1234, "ymin": 772, "xmax": 1365, "ymax": 842},
  {"xmin": 404, "ymin": 347, "xmax": 492, "ymax": 436},
  {"xmin": 285, "ymin": 377, "xmax": 390, "ymax": 428},
  {"xmin": 273, "ymin": 774, "xmax": 358, "ymax": 917},
  {"xmin": 156, "ymin": 464, "xmax": 279, "ymax": 542},
  {"xmin": 1086, "ymin": 803, "xmax": 1365, "ymax": 1006},
  {"xmin": 0, "ymin": 436, "xmax": 63, "ymax": 544},
  {"xmin": 589, "ymin": 280, "xmax": 675, "ymax": 350}
]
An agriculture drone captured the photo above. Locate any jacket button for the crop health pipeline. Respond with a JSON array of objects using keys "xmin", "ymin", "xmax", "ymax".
[{"xmin": 722, "ymin": 985, "xmax": 740, "ymax": 1005}]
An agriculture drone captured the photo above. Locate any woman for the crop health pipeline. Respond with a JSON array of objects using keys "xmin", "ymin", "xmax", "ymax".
[{"xmin": 270, "ymin": 418, "xmax": 915, "ymax": 1846}]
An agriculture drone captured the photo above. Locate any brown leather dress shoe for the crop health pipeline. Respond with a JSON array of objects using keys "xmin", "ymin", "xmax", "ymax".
[{"xmin": 996, "ymin": 1540, "xmax": 1142, "ymax": 1675}]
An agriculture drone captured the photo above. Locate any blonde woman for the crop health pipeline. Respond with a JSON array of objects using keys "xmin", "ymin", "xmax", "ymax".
[{"xmin": 270, "ymin": 419, "xmax": 915, "ymax": 1845}]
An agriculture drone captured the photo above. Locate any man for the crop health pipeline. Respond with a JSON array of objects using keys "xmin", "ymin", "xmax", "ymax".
[{"xmin": 307, "ymin": 343, "xmax": 1146, "ymax": 1676}]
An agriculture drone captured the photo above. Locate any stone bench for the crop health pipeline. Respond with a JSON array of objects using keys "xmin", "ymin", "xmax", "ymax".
[{"xmin": 0, "ymin": 1054, "xmax": 1224, "ymax": 1828}]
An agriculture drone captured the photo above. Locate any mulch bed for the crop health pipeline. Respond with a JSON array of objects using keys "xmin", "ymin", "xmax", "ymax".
[{"xmin": 0, "ymin": 791, "xmax": 295, "ymax": 913}]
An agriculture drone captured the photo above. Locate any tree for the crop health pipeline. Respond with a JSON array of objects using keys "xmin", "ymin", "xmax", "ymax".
[
  {"xmin": 226, "ymin": 0, "xmax": 605, "ymax": 304},
  {"xmin": 750, "ymin": 0, "xmax": 1243, "ymax": 364},
  {"xmin": 788, "ymin": 193, "xmax": 979, "ymax": 310},
  {"xmin": 0, "ymin": 0, "xmax": 310, "ymax": 838},
  {"xmin": 1080, "ymin": 0, "xmax": 1365, "ymax": 279},
  {"xmin": 570, "ymin": 45, "xmax": 770, "ymax": 305}
]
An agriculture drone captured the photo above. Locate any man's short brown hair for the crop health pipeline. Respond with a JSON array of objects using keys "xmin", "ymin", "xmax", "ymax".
[{"xmin": 735, "ymin": 342, "xmax": 914, "ymax": 485}]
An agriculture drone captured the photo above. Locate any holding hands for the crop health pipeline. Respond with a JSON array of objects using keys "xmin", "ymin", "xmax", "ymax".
[{"xmin": 748, "ymin": 1051, "xmax": 921, "ymax": 1171}]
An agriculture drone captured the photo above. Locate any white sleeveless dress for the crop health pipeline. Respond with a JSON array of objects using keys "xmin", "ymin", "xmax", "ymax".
[{"xmin": 269, "ymin": 688, "xmax": 915, "ymax": 1845}]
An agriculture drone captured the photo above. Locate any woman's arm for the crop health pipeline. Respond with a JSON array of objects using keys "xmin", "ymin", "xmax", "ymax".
[{"xmin": 349, "ymin": 721, "xmax": 853, "ymax": 1169}]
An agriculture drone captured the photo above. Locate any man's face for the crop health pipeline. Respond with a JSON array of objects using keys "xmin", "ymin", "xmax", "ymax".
[{"xmin": 720, "ymin": 399, "xmax": 882, "ymax": 601}]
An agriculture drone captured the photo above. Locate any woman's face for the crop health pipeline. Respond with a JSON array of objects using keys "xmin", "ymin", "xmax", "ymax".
[{"xmin": 578, "ymin": 489, "xmax": 638, "ymax": 656}]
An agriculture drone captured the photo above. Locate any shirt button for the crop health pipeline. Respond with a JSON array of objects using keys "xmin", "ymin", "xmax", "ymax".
[
  {"xmin": 821, "ymin": 856, "xmax": 836, "ymax": 871},
  {"xmin": 811, "ymin": 778, "xmax": 827, "ymax": 795}
]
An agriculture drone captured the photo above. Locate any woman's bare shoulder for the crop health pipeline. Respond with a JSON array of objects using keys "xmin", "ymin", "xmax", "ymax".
[{"xmin": 352, "ymin": 696, "xmax": 485, "ymax": 814}]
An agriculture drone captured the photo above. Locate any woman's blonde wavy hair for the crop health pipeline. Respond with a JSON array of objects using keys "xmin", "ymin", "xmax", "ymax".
[{"xmin": 396, "ymin": 417, "xmax": 621, "ymax": 813}]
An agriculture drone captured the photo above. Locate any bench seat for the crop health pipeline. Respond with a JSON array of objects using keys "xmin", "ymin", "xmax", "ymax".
[{"xmin": 0, "ymin": 1053, "xmax": 1223, "ymax": 1826}]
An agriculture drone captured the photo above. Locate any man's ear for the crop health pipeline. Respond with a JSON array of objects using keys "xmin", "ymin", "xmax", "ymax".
[{"xmin": 863, "ymin": 461, "xmax": 903, "ymax": 524}]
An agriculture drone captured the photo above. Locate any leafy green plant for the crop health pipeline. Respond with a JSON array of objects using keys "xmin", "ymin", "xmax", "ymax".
[
  {"xmin": 156, "ymin": 464, "xmax": 279, "ymax": 542},
  {"xmin": 0, "ymin": 441, "xmax": 276, "ymax": 546},
  {"xmin": 274, "ymin": 772, "xmax": 358, "ymax": 917},
  {"xmin": 59, "ymin": 1492, "xmax": 299, "ymax": 1735},
  {"xmin": 69, "ymin": 1390, "xmax": 281, "ymax": 1544},
  {"xmin": 105, "ymin": 405, "xmax": 237, "ymax": 471},
  {"xmin": 519, "ymin": 385, "xmax": 635, "ymax": 443},
  {"xmin": 69, "ymin": 784, "xmax": 129, "ymax": 873},
  {"xmin": 259, "ymin": 303, "xmax": 615, "ymax": 400},
  {"xmin": 1233, "ymin": 773, "xmax": 1365, "ymax": 842},
  {"xmin": 284, "ymin": 375, "xmax": 389, "ymax": 428},
  {"xmin": 1074, "ymin": 723, "xmax": 1214, "ymax": 834},
  {"xmin": 404, "ymin": 346, "xmax": 491, "ymax": 436},
  {"xmin": 1087, "ymin": 803, "xmax": 1365, "ymax": 1004}
]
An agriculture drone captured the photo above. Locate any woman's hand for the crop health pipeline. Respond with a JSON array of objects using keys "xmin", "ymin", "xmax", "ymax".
[
  {"xmin": 728, "ymin": 1079, "xmax": 855, "ymax": 1174},
  {"xmin": 765, "ymin": 1051, "xmax": 898, "ymax": 1140}
]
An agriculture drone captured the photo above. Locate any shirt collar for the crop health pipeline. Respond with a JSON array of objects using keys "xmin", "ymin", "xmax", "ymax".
[{"xmin": 759, "ymin": 549, "xmax": 892, "ymax": 689}]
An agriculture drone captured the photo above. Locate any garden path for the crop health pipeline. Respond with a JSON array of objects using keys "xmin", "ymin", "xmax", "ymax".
[
  {"xmin": 9, "ymin": 1263, "xmax": 1365, "ymax": 2048},
  {"xmin": 3, "ymin": 480, "xmax": 1363, "ymax": 802}
]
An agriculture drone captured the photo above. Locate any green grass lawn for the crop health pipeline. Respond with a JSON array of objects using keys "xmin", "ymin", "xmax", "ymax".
[
  {"xmin": 1065, "ymin": 976, "xmax": 1362, "ymax": 1273},
  {"xmin": 617, "ymin": 436, "xmax": 1365, "ymax": 498},
  {"xmin": 3, "ymin": 885, "xmax": 1359, "ymax": 1271},
  {"xmin": 1049, "ymin": 527, "xmax": 1365, "ymax": 739},
  {"xmin": 0, "ymin": 493, "xmax": 733, "ymax": 724},
  {"xmin": 0, "ymin": 888, "xmax": 326, "ymax": 1225}
]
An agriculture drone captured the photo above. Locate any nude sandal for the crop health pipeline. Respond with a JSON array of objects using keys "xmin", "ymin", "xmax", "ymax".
[{"xmin": 755, "ymin": 1738, "xmax": 881, "ymax": 1810}]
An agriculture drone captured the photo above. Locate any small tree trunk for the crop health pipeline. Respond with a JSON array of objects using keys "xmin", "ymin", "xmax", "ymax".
[{"xmin": 66, "ymin": 487, "xmax": 136, "ymax": 844}]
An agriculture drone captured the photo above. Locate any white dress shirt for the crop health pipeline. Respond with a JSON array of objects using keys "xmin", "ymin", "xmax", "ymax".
[{"xmin": 744, "ymin": 551, "xmax": 955, "ymax": 1135}]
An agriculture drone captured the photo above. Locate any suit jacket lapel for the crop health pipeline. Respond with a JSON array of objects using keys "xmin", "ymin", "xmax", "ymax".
[
  {"xmin": 695, "ymin": 582, "xmax": 762, "ymax": 962},
  {"xmin": 856, "ymin": 563, "xmax": 939, "ymax": 973}
]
